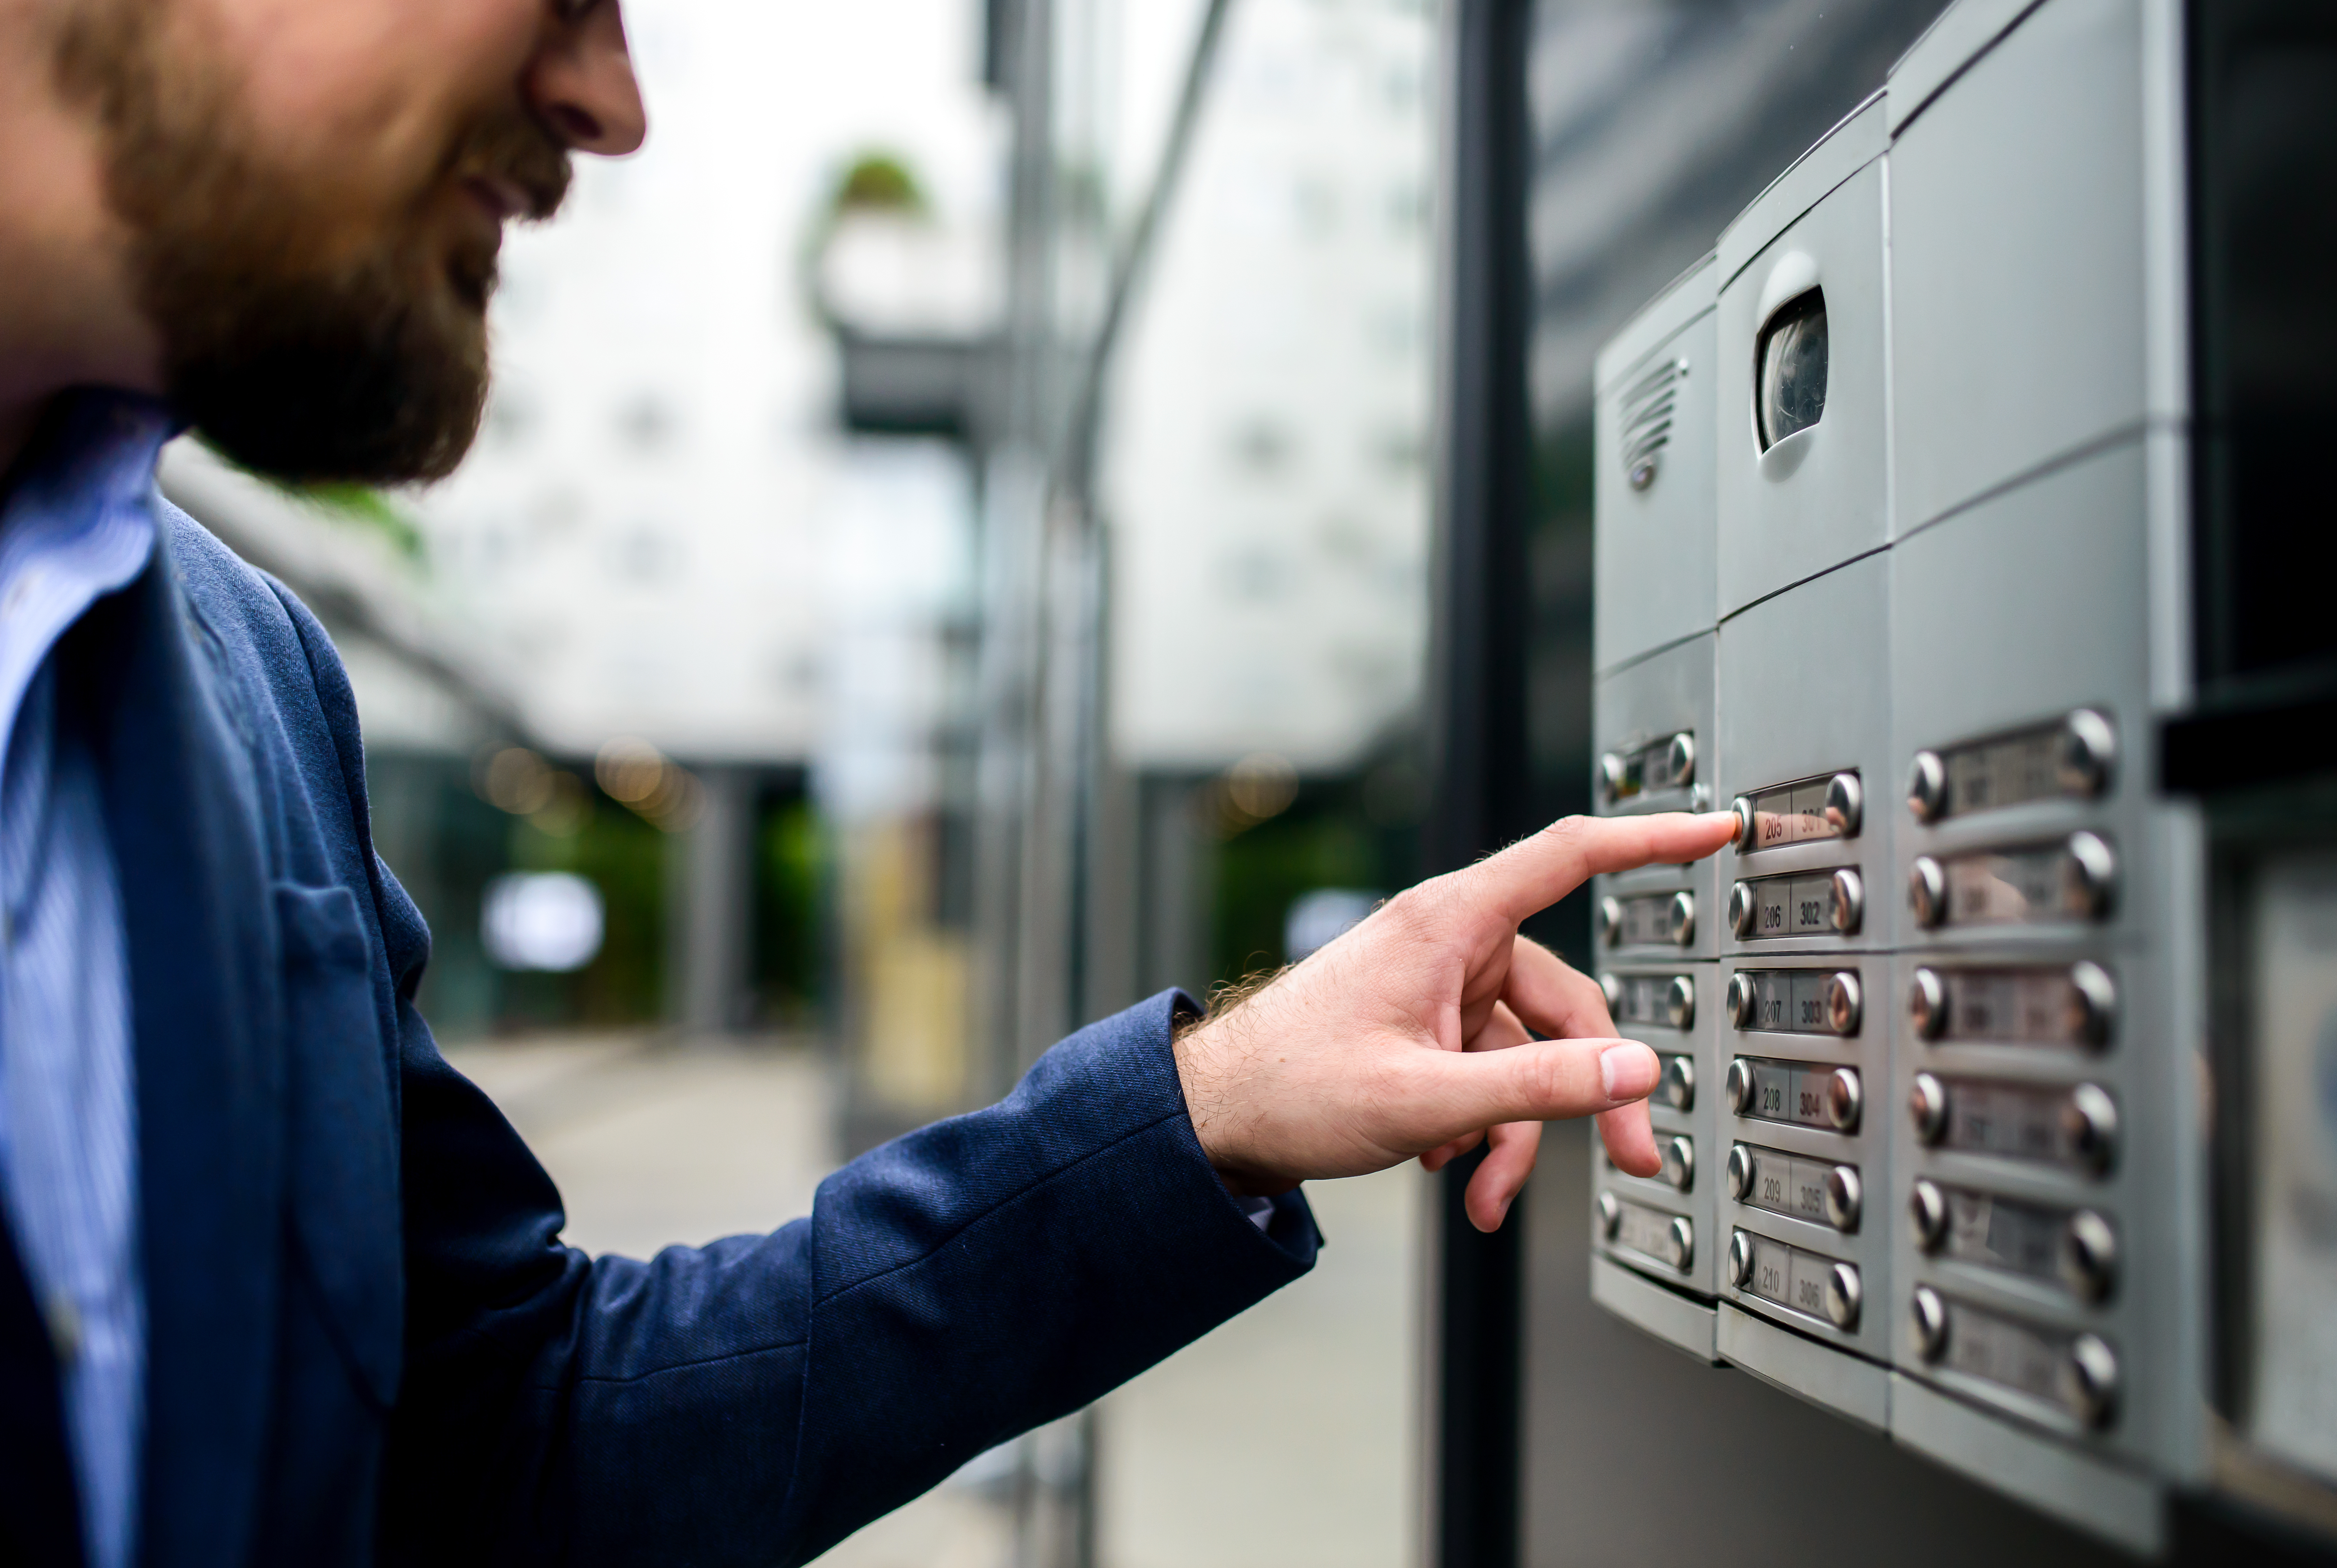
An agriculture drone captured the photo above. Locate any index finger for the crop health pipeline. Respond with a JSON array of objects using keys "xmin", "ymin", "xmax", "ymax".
[{"xmin": 1461, "ymin": 811, "xmax": 1740, "ymax": 925}]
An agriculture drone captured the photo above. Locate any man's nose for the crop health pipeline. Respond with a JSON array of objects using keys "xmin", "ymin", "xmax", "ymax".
[{"xmin": 526, "ymin": 1, "xmax": 647, "ymax": 157}]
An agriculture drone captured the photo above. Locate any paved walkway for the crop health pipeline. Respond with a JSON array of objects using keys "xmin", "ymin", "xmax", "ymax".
[{"xmin": 444, "ymin": 1033, "xmax": 1417, "ymax": 1568}]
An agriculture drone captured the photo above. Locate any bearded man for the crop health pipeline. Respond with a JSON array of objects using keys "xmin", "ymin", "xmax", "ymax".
[{"xmin": 0, "ymin": 2, "xmax": 1734, "ymax": 1564}]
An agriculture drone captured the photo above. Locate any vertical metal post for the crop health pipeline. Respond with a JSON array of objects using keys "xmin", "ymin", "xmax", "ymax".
[
  {"xmin": 1423, "ymin": 1, "xmax": 1534, "ymax": 1565},
  {"xmin": 672, "ymin": 764, "xmax": 755, "ymax": 1034}
]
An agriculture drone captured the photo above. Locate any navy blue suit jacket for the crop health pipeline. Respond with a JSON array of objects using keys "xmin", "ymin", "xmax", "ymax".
[{"xmin": 0, "ymin": 506, "xmax": 1318, "ymax": 1567}]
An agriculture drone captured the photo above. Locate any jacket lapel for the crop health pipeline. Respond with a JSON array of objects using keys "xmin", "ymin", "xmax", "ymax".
[
  {"xmin": 0, "ymin": 1211, "xmax": 86, "ymax": 1567},
  {"xmin": 68, "ymin": 543, "xmax": 285, "ymax": 1568}
]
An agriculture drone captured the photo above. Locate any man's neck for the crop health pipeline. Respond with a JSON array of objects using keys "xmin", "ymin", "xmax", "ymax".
[
  {"xmin": 0, "ymin": 401, "xmax": 42, "ymax": 496},
  {"xmin": 0, "ymin": 3, "xmax": 166, "ymax": 494}
]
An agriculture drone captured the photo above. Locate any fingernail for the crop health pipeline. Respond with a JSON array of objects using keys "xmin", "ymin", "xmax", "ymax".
[{"xmin": 1600, "ymin": 1042, "xmax": 1658, "ymax": 1101}]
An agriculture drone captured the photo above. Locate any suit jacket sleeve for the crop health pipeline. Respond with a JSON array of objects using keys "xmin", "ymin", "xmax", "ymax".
[{"xmin": 377, "ymin": 937, "xmax": 1319, "ymax": 1568}]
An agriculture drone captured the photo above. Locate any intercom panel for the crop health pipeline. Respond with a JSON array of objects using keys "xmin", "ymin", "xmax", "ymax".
[
  {"xmin": 1590, "ymin": 955, "xmax": 1720, "ymax": 1303},
  {"xmin": 1887, "ymin": 438, "xmax": 2208, "ymax": 1486},
  {"xmin": 1577, "ymin": 0, "xmax": 2337, "ymax": 1550},
  {"xmin": 1593, "ymin": 633, "xmax": 1719, "ymax": 963},
  {"xmin": 1888, "ymin": 0, "xmax": 2154, "ymax": 534},
  {"xmin": 1594, "ymin": 257, "xmax": 1719, "ymax": 673},
  {"xmin": 1715, "ymin": 98, "xmax": 1890, "ymax": 616},
  {"xmin": 1715, "ymin": 949, "xmax": 1894, "ymax": 1369},
  {"xmin": 1716, "ymin": 555, "xmax": 1891, "ymax": 958}
]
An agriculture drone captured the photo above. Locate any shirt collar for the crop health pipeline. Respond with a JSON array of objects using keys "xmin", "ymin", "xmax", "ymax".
[
  {"xmin": 3, "ymin": 391, "xmax": 179, "ymax": 533},
  {"xmin": 0, "ymin": 389, "xmax": 176, "ymax": 794}
]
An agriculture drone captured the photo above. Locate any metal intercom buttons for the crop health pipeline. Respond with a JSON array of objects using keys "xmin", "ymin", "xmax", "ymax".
[
  {"xmin": 1726, "ymin": 1143, "xmax": 1755, "ymax": 1201},
  {"xmin": 1823, "ymin": 1262, "xmax": 1862, "ymax": 1331},
  {"xmin": 1728, "ymin": 880, "xmax": 1758, "ymax": 939},
  {"xmin": 1907, "ymin": 751, "xmax": 1947, "ymax": 823},
  {"xmin": 1828, "ymin": 868, "xmax": 1864, "ymax": 935},
  {"xmin": 2063, "ymin": 1334, "xmax": 2121, "ymax": 1429},
  {"xmin": 1660, "ymin": 1217, "xmax": 1694, "ymax": 1272},
  {"xmin": 1824, "ymin": 971, "xmax": 1862, "ymax": 1035},
  {"xmin": 1909, "ymin": 1072, "xmax": 1949, "ymax": 1144},
  {"xmin": 1909, "ymin": 967, "xmax": 1947, "ymax": 1040},
  {"xmin": 1659, "ymin": 1054, "xmax": 1696, "ymax": 1111},
  {"xmin": 2057, "ymin": 708, "xmax": 2117, "ymax": 797},
  {"xmin": 1667, "ymin": 891, "xmax": 1696, "ymax": 948},
  {"xmin": 1824, "ymin": 1066, "xmax": 1862, "ymax": 1132},
  {"xmin": 2061, "ymin": 1210, "xmax": 2119, "ymax": 1303},
  {"xmin": 1823, "ymin": 1165, "xmax": 1862, "ymax": 1232},
  {"xmin": 1909, "ymin": 856, "xmax": 1947, "ymax": 929},
  {"xmin": 2060, "ymin": 1084, "xmax": 2120, "ymax": 1176},
  {"xmin": 1910, "ymin": 1286, "xmax": 1948, "ymax": 1362},
  {"xmin": 1824, "ymin": 772, "xmax": 1863, "ymax": 838},
  {"xmin": 1665, "ymin": 973, "xmax": 1696, "ymax": 1029},
  {"xmin": 1910, "ymin": 1179, "xmax": 1947, "ymax": 1250},
  {"xmin": 1661, "ymin": 1136, "xmax": 1695, "ymax": 1193}
]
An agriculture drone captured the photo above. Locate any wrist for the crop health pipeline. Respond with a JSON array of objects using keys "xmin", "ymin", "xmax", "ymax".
[{"xmin": 1172, "ymin": 1006, "xmax": 1292, "ymax": 1197}]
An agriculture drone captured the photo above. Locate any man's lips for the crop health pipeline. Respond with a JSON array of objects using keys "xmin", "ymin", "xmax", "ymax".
[{"xmin": 462, "ymin": 174, "xmax": 533, "ymax": 223}]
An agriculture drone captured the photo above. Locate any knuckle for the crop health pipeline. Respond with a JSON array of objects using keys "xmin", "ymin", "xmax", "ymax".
[
  {"xmin": 1382, "ymin": 881, "xmax": 1449, "ymax": 938},
  {"xmin": 1517, "ymin": 1047, "xmax": 1574, "ymax": 1111},
  {"xmin": 1543, "ymin": 813, "xmax": 1597, "ymax": 845}
]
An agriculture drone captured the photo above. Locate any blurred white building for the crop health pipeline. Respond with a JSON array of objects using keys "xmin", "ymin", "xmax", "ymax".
[
  {"xmin": 1103, "ymin": 0, "xmax": 1435, "ymax": 775},
  {"xmin": 409, "ymin": 0, "xmax": 1007, "ymax": 767}
]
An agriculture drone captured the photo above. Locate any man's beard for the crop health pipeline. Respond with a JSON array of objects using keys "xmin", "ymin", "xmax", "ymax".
[{"xmin": 53, "ymin": 3, "xmax": 572, "ymax": 485}]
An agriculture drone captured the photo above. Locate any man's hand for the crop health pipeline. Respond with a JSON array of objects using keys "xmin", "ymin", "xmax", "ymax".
[{"xmin": 1173, "ymin": 811, "xmax": 1739, "ymax": 1233}]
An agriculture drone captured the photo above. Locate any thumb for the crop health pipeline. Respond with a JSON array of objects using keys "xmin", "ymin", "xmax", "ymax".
[{"xmin": 1416, "ymin": 1035, "xmax": 1660, "ymax": 1139}]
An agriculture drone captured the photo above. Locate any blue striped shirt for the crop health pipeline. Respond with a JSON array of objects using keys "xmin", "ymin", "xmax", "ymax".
[{"xmin": 0, "ymin": 395, "xmax": 168, "ymax": 1568}]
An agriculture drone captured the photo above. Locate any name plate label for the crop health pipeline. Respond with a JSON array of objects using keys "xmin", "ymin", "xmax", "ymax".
[
  {"xmin": 1944, "ymin": 729, "xmax": 2066, "ymax": 818},
  {"xmin": 1612, "ymin": 973, "xmax": 1689, "ymax": 1029},
  {"xmin": 1747, "ymin": 779, "xmax": 1841, "ymax": 850},
  {"xmin": 1942, "ymin": 1298, "xmax": 2073, "ymax": 1408},
  {"xmin": 1739, "ymin": 1144, "xmax": 1847, "ymax": 1226},
  {"xmin": 1740, "ymin": 970, "xmax": 1855, "ymax": 1035},
  {"xmin": 1745, "ymin": 1233, "xmax": 1846, "ymax": 1324},
  {"xmin": 1939, "ymin": 967, "xmax": 2101, "ymax": 1045},
  {"xmin": 1743, "ymin": 874, "xmax": 1848, "ymax": 939},
  {"xmin": 1615, "ymin": 895, "xmax": 1678, "ymax": 947},
  {"xmin": 1738, "ymin": 1056, "xmax": 1852, "ymax": 1132},
  {"xmin": 1942, "ymin": 1185, "xmax": 2069, "ymax": 1282}
]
